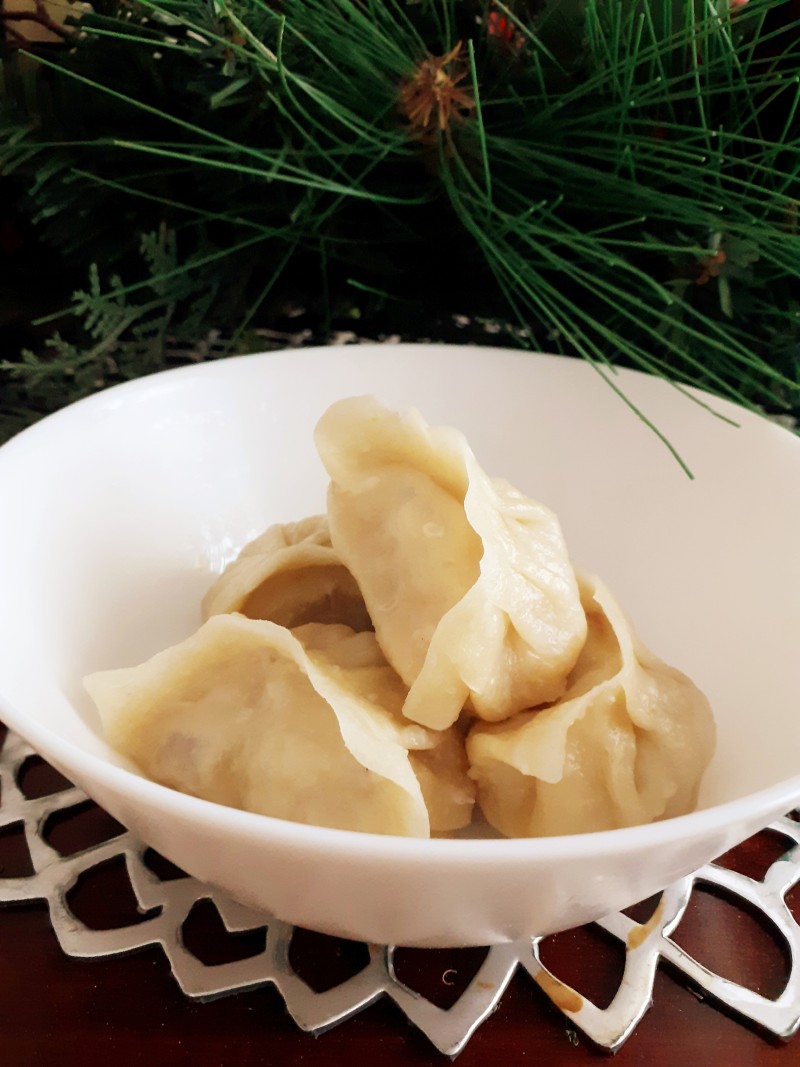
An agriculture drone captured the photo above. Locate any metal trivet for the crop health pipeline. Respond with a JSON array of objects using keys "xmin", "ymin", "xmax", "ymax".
[{"xmin": 2, "ymin": 728, "xmax": 799, "ymax": 1058}]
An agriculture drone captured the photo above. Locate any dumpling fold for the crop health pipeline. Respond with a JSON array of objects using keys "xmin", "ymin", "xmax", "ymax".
[
  {"xmin": 315, "ymin": 396, "xmax": 587, "ymax": 730},
  {"xmin": 466, "ymin": 575, "xmax": 716, "ymax": 837},
  {"xmin": 201, "ymin": 515, "xmax": 371, "ymax": 632}
]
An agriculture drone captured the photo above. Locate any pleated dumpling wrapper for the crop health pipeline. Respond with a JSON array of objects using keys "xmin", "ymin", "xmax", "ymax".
[
  {"xmin": 201, "ymin": 515, "xmax": 371, "ymax": 632},
  {"xmin": 315, "ymin": 396, "xmax": 587, "ymax": 730},
  {"xmin": 85, "ymin": 618, "xmax": 473, "ymax": 837},
  {"xmin": 466, "ymin": 575, "xmax": 716, "ymax": 837}
]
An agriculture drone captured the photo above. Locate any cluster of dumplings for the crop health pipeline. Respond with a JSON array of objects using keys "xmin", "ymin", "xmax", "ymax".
[{"xmin": 85, "ymin": 397, "xmax": 716, "ymax": 839}]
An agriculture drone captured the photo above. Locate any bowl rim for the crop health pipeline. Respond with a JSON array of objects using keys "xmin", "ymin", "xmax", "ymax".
[
  {"xmin": 2, "ymin": 343, "xmax": 799, "ymax": 862},
  {"xmin": 1, "ymin": 339, "xmax": 793, "ymax": 445}
]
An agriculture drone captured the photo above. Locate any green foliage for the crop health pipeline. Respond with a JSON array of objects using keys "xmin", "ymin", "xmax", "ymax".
[
  {"xmin": 1, "ymin": 0, "xmax": 799, "ymax": 454},
  {"xmin": 0, "ymin": 224, "xmax": 210, "ymax": 432}
]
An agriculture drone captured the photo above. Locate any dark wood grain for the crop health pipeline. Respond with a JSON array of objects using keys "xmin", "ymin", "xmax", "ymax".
[{"xmin": 1, "ymin": 735, "xmax": 799, "ymax": 1067}]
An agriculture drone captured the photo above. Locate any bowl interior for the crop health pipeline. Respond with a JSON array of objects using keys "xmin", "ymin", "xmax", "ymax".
[{"xmin": 1, "ymin": 344, "xmax": 799, "ymax": 826}]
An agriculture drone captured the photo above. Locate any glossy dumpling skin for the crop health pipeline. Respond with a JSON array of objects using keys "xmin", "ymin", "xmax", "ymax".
[
  {"xmin": 201, "ymin": 515, "xmax": 371, "ymax": 632},
  {"xmin": 315, "ymin": 396, "xmax": 587, "ymax": 730},
  {"xmin": 466, "ymin": 575, "xmax": 717, "ymax": 837},
  {"xmin": 85, "ymin": 620, "xmax": 473, "ymax": 836}
]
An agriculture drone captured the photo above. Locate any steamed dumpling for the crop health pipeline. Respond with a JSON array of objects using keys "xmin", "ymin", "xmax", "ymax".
[
  {"xmin": 466, "ymin": 575, "xmax": 716, "ymax": 837},
  {"xmin": 315, "ymin": 396, "xmax": 587, "ymax": 730},
  {"xmin": 201, "ymin": 515, "xmax": 371, "ymax": 631},
  {"xmin": 85, "ymin": 618, "xmax": 447, "ymax": 837}
]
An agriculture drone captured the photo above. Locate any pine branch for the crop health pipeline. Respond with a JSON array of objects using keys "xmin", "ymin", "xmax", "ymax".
[{"xmin": 1, "ymin": 0, "xmax": 798, "ymax": 451}]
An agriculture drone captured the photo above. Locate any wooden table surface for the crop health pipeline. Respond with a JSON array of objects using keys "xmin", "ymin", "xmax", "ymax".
[{"xmin": 2, "ymin": 723, "xmax": 799, "ymax": 1067}]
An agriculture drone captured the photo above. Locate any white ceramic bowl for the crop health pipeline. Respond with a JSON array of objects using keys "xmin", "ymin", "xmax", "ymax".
[{"xmin": 1, "ymin": 343, "xmax": 799, "ymax": 947}]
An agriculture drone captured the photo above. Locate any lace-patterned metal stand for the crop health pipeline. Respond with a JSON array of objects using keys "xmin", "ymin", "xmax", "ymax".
[{"xmin": 2, "ymin": 727, "xmax": 799, "ymax": 1058}]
